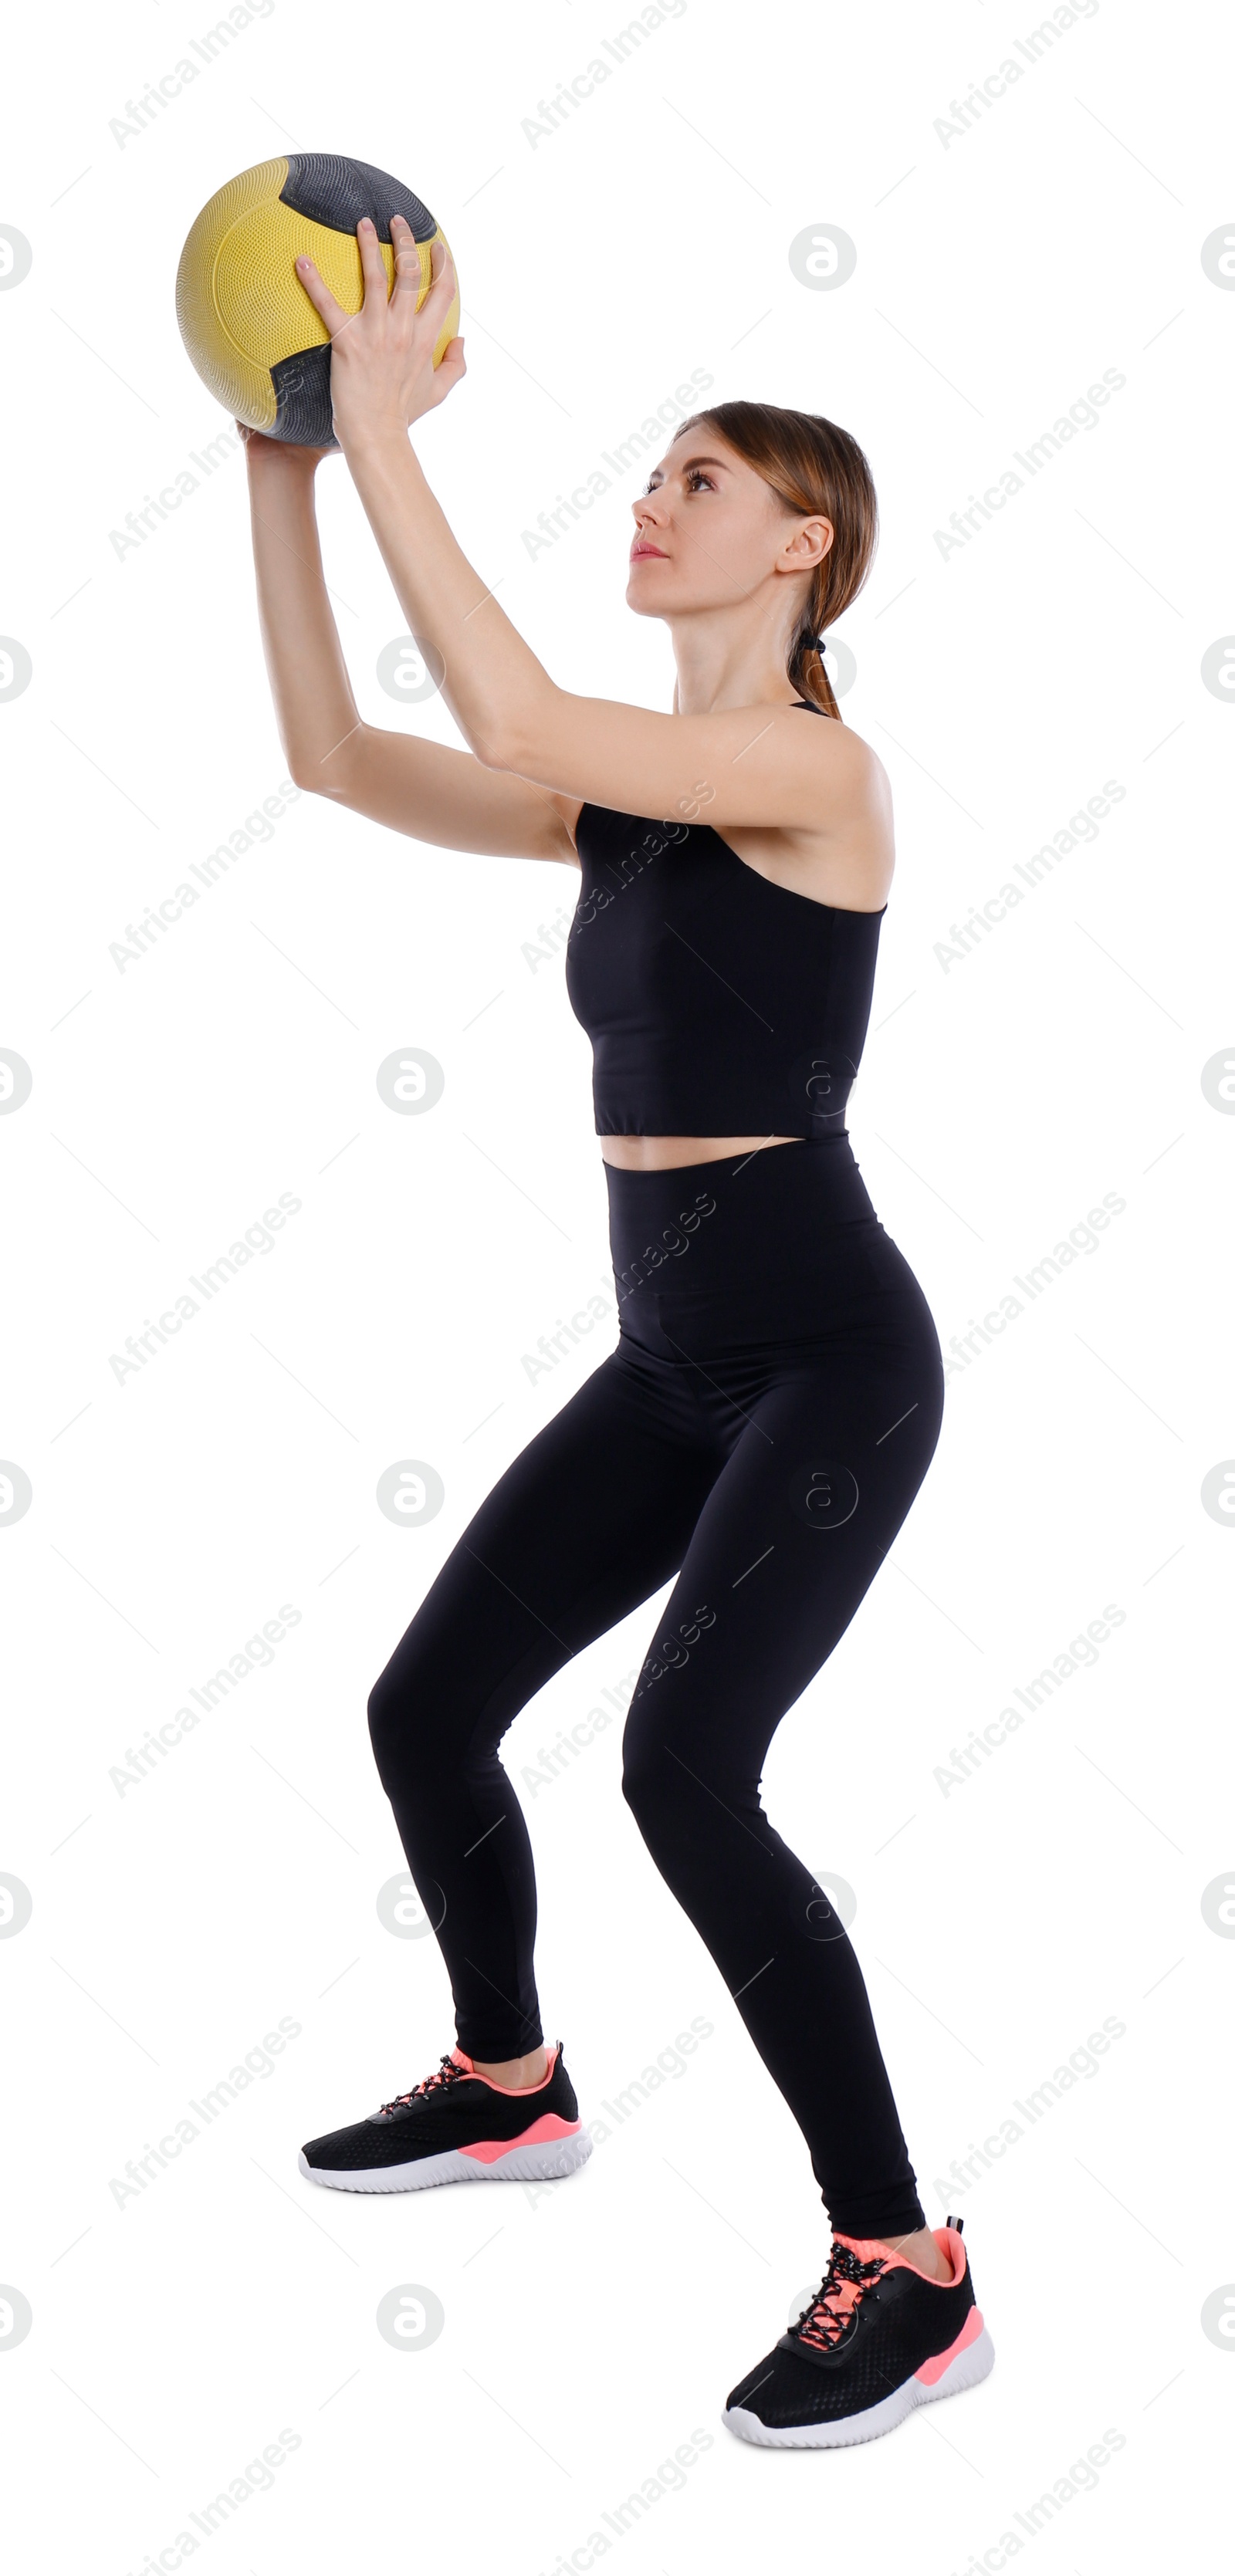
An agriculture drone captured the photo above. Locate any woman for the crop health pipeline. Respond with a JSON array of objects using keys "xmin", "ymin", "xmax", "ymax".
[{"xmin": 243, "ymin": 215, "xmax": 994, "ymax": 2449}]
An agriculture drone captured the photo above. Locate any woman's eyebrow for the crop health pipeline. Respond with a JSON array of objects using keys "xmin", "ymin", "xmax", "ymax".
[{"xmin": 647, "ymin": 454, "xmax": 729, "ymax": 484}]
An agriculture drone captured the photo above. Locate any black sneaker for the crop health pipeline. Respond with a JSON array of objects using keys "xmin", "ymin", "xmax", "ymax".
[
  {"xmin": 725, "ymin": 2219, "xmax": 994, "ymax": 2448},
  {"xmin": 299, "ymin": 2042, "xmax": 591, "ymax": 2195}
]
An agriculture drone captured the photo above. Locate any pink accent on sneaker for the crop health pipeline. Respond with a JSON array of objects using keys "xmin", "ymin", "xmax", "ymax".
[
  {"xmin": 453, "ymin": 2044, "xmax": 560, "ymax": 2097},
  {"xmin": 460, "ymin": 2111, "xmax": 579, "ymax": 2164},
  {"xmin": 834, "ymin": 2226, "xmax": 968, "ymax": 2287},
  {"xmin": 915, "ymin": 2302, "xmax": 985, "ymax": 2383}
]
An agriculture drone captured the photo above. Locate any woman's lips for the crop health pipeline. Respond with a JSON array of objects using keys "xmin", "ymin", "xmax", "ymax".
[{"xmin": 630, "ymin": 544, "xmax": 668, "ymax": 559}]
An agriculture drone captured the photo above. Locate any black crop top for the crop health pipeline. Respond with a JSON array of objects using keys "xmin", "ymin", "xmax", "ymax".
[{"xmin": 563, "ymin": 716, "xmax": 886, "ymax": 1138}]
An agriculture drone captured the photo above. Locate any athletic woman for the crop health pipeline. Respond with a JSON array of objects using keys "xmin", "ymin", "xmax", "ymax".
[{"xmin": 242, "ymin": 215, "xmax": 995, "ymax": 2448}]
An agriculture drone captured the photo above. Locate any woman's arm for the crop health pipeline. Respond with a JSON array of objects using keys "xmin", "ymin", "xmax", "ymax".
[
  {"xmin": 242, "ymin": 431, "xmax": 579, "ymax": 863},
  {"xmin": 296, "ymin": 220, "xmax": 879, "ymax": 840}
]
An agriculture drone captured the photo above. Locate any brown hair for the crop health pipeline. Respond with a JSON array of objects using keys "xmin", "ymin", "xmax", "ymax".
[{"xmin": 670, "ymin": 399, "xmax": 879, "ymax": 719}]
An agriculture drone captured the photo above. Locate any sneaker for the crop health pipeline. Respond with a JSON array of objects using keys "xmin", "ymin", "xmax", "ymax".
[
  {"xmin": 299, "ymin": 2042, "xmax": 591, "ymax": 2195},
  {"xmin": 724, "ymin": 2217, "xmax": 994, "ymax": 2449}
]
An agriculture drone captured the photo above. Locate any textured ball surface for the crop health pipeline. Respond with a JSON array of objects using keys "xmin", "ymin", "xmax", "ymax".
[{"xmin": 175, "ymin": 154, "xmax": 460, "ymax": 445}]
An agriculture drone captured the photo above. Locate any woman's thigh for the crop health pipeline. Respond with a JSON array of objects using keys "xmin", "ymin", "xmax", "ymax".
[
  {"xmin": 368, "ymin": 1343, "xmax": 728, "ymax": 1769},
  {"xmin": 623, "ymin": 1315, "xmax": 945, "ymax": 1785}
]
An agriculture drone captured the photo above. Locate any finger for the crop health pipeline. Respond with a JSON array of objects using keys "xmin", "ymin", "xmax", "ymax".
[
  {"xmin": 426, "ymin": 337, "xmax": 466, "ymax": 404},
  {"xmin": 355, "ymin": 214, "xmax": 391, "ymax": 307},
  {"xmin": 390, "ymin": 211, "xmax": 425, "ymax": 299},
  {"xmin": 419, "ymin": 233, "xmax": 458, "ymax": 319},
  {"xmin": 425, "ymin": 340, "xmax": 463, "ymax": 403},
  {"xmin": 294, "ymin": 251, "xmax": 352, "ymax": 338}
]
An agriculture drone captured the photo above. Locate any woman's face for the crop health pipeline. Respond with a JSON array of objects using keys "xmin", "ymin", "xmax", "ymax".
[{"xmin": 626, "ymin": 425, "xmax": 832, "ymax": 624}]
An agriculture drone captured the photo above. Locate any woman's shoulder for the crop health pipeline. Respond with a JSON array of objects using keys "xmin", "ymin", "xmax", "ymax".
[
  {"xmin": 792, "ymin": 702, "xmax": 892, "ymax": 816},
  {"xmin": 779, "ymin": 705, "xmax": 894, "ymax": 905}
]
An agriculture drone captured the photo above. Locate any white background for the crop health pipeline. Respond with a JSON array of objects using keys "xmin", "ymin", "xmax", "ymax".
[{"xmin": 2, "ymin": 1, "xmax": 1232, "ymax": 2568}]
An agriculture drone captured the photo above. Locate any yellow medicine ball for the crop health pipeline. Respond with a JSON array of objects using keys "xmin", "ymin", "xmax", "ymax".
[{"xmin": 175, "ymin": 152, "xmax": 460, "ymax": 446}]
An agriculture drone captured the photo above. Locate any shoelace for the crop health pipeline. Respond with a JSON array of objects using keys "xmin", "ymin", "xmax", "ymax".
[
  {"xmin": 380, "ymin": 2054, "xmax": 469, "ymax": 2117},
  {"xmin": 791, "ymin": 2243, "xmax": 888, "ymax": 2354}
]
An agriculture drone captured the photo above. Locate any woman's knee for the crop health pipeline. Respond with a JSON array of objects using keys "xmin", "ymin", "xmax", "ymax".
[
  {"xmin": 367, "ymin": 1651, "xmax": 436, "ymax": 1786},
  {"xmin": 621, "ymin": 1717, "xmax": 695, "ymax": 1844},
  {"xmin": 623, "ymin": 1706, "xmax": 768, "ymax": 1879},
  {"xmin": 366, "ymin": 1665, "xmax": 398, "ymax": 1781},
  {"xmin": 368, "ymin": 1641, "xmax": 507, "ymax": 1803}
]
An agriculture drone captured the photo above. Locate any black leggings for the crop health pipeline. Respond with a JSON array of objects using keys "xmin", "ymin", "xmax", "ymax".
[{"xmin": 368, "ymin": 1136, "xmax": 944, "ymax": 2240}]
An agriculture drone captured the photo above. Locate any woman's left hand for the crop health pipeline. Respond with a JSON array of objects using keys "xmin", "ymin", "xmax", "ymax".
[{"xmin": 294, "ymin": 213, "xmax": 465, "ymax": 451}]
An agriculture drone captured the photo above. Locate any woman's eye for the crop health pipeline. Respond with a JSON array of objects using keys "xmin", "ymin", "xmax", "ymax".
[{"xmin": 641, "ymin": 470, "xmax": 712, "ymax": 495}]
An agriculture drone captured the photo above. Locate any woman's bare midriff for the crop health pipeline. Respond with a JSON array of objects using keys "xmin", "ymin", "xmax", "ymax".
[{"xmin": 600, "ymin": 1134, "xmax": 804, "ymax": 1170}]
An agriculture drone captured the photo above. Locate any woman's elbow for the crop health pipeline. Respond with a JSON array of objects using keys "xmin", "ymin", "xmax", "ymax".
[
  {"xmin": 289, "ymin": 771, "xmax": 346, "ymax": 802},
  {"xmin": 467, "ymin": 722, "xmax": 522, "ymax": 775},
  {"xmin": 288, "ymin": 736, "xmax": 362, "ymax": 799},
  {"xmin": 469, "ymin": 686, "xmax": 557, "ymax": 779}
]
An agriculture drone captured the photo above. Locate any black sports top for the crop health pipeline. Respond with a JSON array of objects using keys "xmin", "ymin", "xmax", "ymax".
[{"xmin": 563, "ymin": 709, "xmax": 886, "ymax": 1139}]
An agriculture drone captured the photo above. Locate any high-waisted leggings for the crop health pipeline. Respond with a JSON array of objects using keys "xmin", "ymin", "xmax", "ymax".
[{"xmin": 367, "ymin": 1134, "xmax": 945, "ymax": 2240}]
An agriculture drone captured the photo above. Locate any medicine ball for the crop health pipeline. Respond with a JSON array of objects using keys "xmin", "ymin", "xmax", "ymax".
[{"xmin": 175, "ymin": 153, "xmax": 460, "ymax": 447}]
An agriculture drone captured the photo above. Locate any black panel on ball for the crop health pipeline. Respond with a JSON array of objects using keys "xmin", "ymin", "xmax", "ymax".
[
  {"xmin": 279, "ymin": 154, "xmax": 437, "ymax": 243},
  {"xmin": 271, "ymin": 342, "xmax": 337, "ymax": 448}
]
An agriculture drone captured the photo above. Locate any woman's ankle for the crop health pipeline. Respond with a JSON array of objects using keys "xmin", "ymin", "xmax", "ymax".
[
  {"xmin": 872, "ymin": 2226, "xmax": 952, "ymax": 2282},
  {"xmin": 471, "ymin": 2044, "xmax": 550, "ymax": 2090}
]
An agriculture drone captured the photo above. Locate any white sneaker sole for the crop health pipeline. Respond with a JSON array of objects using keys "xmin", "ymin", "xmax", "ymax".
[
  {"xmin": 724, "ymin": 2321, "xmax": 996, "ymax": 2449},
  {"xmin": 299, "ymin": 2126, "xmax": 593, "ymax": 2195}
]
